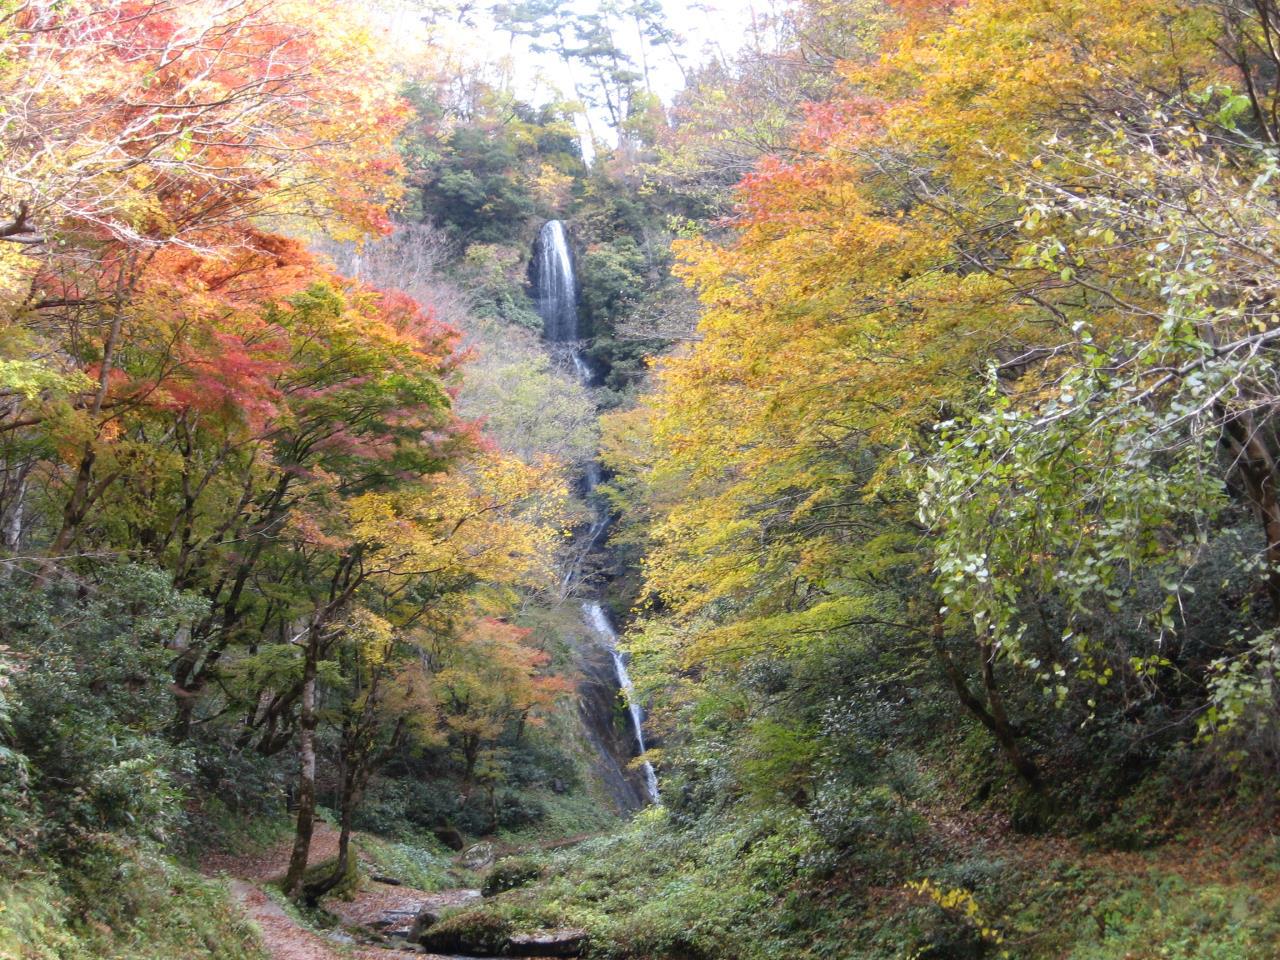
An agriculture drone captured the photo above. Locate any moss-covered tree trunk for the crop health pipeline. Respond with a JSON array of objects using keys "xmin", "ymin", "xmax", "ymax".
[{"xmin": 282, "ymin": 633, "xmax": 319, "ymax": 897}]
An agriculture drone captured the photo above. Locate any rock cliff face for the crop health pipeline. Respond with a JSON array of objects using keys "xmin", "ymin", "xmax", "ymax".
[
  {"xmin": 583, "ymin": 601, "xmax": 659, "ymax": 803},
  {"xmin": 577, "ymin": 640, "xmax": 649, "ymax": 813}
]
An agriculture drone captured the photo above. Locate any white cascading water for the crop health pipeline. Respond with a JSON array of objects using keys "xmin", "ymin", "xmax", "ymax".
[
  {"xmin": 532, "ymin": 219, "xmax": 659, "ymax": 805},
  {"xmin": 536, "ymin": 217, "xmax": 600, "ymax": 597},
  {"xmin": 583, "ymin": 601, "xmax": 661, "ymax": 804},
  {"xmin": 571, "ymin": 350, "xmax": 593, "ymax": 383},
  {"xmin": 535, "ymin": 220, "xmax": 580, "ymax": 343}
]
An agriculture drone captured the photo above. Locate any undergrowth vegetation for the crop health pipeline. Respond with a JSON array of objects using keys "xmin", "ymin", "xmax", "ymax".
[
  {"xmin": 0, "ymin": 849, "xmax": 264, "ymax": 960},
  {"xmin": 473, "ymin": 802, "xmax": 1280, "ymax": 960}
]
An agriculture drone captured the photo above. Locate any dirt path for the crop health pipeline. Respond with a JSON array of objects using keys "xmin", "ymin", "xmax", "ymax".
[
  {"xmin": 205, "ymin": 825, "xmax": 480, "ymax": 960},
  {"xmin": 230, "ymin": 880, "xmax": 349, "ymax": 960},
  {"xmin": 203, "ymin": 827, "xmax": 341, "ymax": 883}
]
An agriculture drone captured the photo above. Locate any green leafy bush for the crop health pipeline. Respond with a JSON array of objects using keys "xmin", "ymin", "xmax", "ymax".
[
  {"xmin": 360, "ymin": 834, "xmax": 455, "ymax": 891},
  {"xmin": 482, "ymin": 856, "xmax": 543, "ymax": 896},
  {"xmin": 1, "ymin": 564, "xmax": 204, "ymax": 856},
  {"xmin": 1, "ymin": 846, "xmax": 265, "ymax": 960}
]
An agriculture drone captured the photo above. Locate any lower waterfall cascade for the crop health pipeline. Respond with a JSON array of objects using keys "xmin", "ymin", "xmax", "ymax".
[{"xmin": 582, "ymin": 601, "xmax": 660, "ymax": 805}]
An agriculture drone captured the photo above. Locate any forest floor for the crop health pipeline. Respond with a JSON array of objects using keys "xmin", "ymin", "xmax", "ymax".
[
  {"xmin": 202, "ymin": 824, "xmax": 485, "ymax": 960},
  {"xmin": 196, "ymin": 799, "xmax": 1280, "ymax": 960}
]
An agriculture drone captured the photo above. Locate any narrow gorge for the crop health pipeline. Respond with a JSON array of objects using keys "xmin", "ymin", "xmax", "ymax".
[
  {"xmin": 531, "ymin": 218, "xmax": 660, "ymax": 811},
  {"xmin": 7, "ymin": 2, "xmax": 1280, "ymax": 958}
]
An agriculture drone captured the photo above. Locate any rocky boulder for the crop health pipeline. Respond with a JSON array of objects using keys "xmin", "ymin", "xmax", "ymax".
[
  {"xmin": 459, "ymin": 840, "xmax": 497, "ymax": 870},
  {"xmin": 407, "ymin": 907, "xmax": 442, "ymax": 942},
  {"xmin": 508, "ymin": 928, "xmax": 589, "ymax": 957},
  {"xmin": 415, "ymin": 909, "xmax": 511, "ymax": 955},
  {"xmin": 415, "ymin": 909, "xmax": 588, "ymax": 958}
]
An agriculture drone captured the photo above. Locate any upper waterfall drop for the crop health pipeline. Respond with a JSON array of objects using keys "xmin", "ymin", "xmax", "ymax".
[{"xmin": 532, "ymin": 220, "xmax": 579, "ymax": 343}]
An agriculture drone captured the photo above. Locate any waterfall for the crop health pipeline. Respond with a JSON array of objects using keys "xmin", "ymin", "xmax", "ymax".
[
  {"xmin": 571, "ymin": 350, "xmax": 593, "ymax": 383},
  {"xmin": 583, "ymin": 601, "xmax": 661, "ymax": 804},
  {"xmin": 558, "ymin": 461, "xmax": 609, "ymax": 597},
  {"xmin": 533, "ymin": 218, "xmax": 595, "ymax": 383},
  {"xmin": 533, "ymin": 220, "xmax": 580, "ymax": 343},
  {"xmin": 532, "ymin": 219, "xmax": 657, "ymax": 805}
]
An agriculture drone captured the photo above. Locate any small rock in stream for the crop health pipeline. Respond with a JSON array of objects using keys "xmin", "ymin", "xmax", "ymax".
[
  {"xmin": 408, "ymin": 908, "xmax": 440, "ymax": 941},
  {"xmin": 459, "ymin": 841, "xmax": 496, "ymax": 869},
  {"xmin": 371, "ymin": 908, "xmax": 419, "ymax": 931},
  {"xmin": 507, "ymin": 928, "xmax": 590, "ymax": 957}
]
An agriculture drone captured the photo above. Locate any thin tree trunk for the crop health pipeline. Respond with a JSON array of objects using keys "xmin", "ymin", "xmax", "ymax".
[
  {"xmin": 1221, "ymin": 410, "xmax": 1280, "ymax": 621},
  {"xmin": 1, "ymin": 462, "xmax": 31, "ymax": 556},
  {"xmin": 281, "ymin": 555, "xmax": 363, "ymax": 897},
  {"xmin": 931, "ymin": 615, "xmax": 1041, "ymax": 787},
  {"xmin": 305, "ymin": 706, "xmax": 406, "ymax": 903},
  {"xmin": 282, "ymin": 631, "xmax": 319, "ymax": 897},
  {"xmin": 304, "ymin": 750, "xmax": 358, "ymax": 904}
]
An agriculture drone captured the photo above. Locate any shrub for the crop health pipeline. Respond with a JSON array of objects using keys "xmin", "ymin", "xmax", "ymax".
[
  {"xmin": 482, "ymin": 856, "xmax": 543, "ymax": 896},
  {"xmin": 298, "ymin": 850, "xmax": 360, "ymax": 900},
  {"xmin": 360, "ymin": 835, "xmax": 455, "ymax": 891},
  {"xmin": 1, "ymin": 845, "xmax": 265, "ymax": 960},
  {"xmin": 1, "ymin": 564, "xmax": 204, "ymax": 856}
]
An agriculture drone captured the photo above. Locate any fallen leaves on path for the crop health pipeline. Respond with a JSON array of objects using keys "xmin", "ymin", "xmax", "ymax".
[
  {"xmin": 229, "ymin": 880, "xmax": 347, "ymax": 960},
  {"xmin": 207, "ymin": 824, "xmax": 495, "ymax": 960},
  {"xmin": 203, "ymin": 826, "xmax": 342, "ymax": 883}
]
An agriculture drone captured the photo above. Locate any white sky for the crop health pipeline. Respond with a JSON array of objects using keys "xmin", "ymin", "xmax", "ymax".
[
  {"xmin": 383, "ymin": 0, "xmax": 777, "ymax": 148},
  {"xmin": 512, "ymin": 0, "xmax": 768, "ymax": 102}
]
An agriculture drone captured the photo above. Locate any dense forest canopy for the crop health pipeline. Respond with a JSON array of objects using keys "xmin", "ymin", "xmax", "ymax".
[{"xmin": 6, "ymin": 1, "xmax": 1280, "ymax": 958}]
